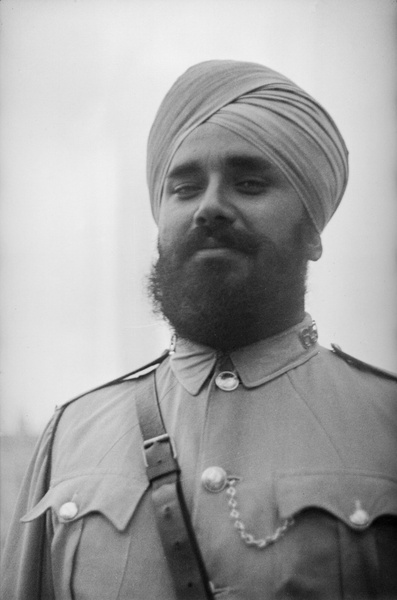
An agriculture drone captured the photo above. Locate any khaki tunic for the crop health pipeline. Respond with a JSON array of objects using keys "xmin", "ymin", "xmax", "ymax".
[{"xmin": 2, "ymin": 315, "xmax": 397, "ymax": 599}]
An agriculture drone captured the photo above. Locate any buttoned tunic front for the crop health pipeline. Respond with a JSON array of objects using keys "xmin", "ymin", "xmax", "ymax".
[{"xmin": 2, "ymin": 315, "xmax": 397, "ymax": 599}]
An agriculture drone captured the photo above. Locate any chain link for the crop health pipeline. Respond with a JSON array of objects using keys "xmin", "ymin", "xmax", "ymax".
[{"xmin": 226, "ymin": 479, "xmax": 294, "ymax": 549}]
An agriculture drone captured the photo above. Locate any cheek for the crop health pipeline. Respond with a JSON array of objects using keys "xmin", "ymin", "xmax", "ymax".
[
  {"xmin": 252, "ymin": 193, "xmax": 305, "ymax": 244},
  {"xmin": 249, "ymin": 214, "xmax": 291, "ymax": 247},
  {"xmin": 157, "ymin": 202, "xmax": 190, "ymax": 248}
]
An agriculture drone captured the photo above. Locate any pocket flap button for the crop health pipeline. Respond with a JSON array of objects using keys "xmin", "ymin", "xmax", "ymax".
[
  {"xmin": 349, "ymin": 501, "xmax": 369, "ymax": 527},
  {"xmin": 202, "ymin": 466, "xmax": 227, "ymax": 493},
  {"xmin": 59, "ymin": 501, "xmax": 78, "ymax": 520}
]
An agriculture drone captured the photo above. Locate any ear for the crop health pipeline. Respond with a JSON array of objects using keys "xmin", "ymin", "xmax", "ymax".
[
  {"xmin": 300, "ymin": 221, "xmax": 323, "ymax": 261},
  {"xmin": 306, "ymin": 230, "xmax": 323, "ymax": 262}
]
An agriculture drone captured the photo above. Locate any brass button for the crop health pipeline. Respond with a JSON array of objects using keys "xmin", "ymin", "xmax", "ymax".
[
  {"xmin": 349, "ymin": 501, "xmax": 369, "ymax": 527},
  {"xmin": 215, "ymin": 371, "xmax": 239, "ymax": 391},
  {"xmin": 201, "ymin": 466, "xmax": 227, "ymax": 493},
  {"xmin": 59, "ymin": 501, "xmax": 78, "ymax": 520}
]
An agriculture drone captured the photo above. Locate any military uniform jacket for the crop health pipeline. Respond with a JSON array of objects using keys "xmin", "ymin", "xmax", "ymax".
[{"xmin": 2, "ymin": 315, "xmax": 397, "ymax": 599}]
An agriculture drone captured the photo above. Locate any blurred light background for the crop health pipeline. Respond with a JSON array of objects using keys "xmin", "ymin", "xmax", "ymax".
[{"xmin": 1, "ymin": 0, "xmax": 396, "ymax": 435}]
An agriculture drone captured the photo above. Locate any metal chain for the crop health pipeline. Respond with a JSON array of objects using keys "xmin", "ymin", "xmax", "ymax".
[{"xmin": 226, "ymin": 479, "xmax": 294, "ymax": 549}]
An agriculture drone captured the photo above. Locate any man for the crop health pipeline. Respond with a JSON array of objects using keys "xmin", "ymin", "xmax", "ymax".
[{"xmin": 2, "ymin": 60, "xmax": 397, "ymax": 599}]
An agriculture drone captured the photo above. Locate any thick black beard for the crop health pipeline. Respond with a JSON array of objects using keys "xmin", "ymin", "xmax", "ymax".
[{"xmin": 147, "ymin": 224, "xmax": 309, "ymax": 351}]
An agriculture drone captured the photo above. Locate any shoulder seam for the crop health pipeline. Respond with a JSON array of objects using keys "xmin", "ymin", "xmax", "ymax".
[
  {"xmin": 56, "ymin": 350, "xmax": 170, "ymax": 412},
  {"xmin": 331, "ymin": 344, "xmax": 397, "ymax": 382}
]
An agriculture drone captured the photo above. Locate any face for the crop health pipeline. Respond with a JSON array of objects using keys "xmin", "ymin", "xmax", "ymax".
[
  {"xmin": 159, "ymin": 122, "xmax": 311, "ymax": 283},
  {"xmin": 150, "ymin": 122, "xmax": 319, "ymax": 349}
]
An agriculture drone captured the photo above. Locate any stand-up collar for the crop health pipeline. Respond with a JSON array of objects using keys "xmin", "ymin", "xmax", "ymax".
[{"xmin": 169, "ymin": 314, "xmax": 319, "ymax": 396}]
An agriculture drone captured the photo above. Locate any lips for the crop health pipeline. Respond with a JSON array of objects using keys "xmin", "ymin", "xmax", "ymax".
[
  {"xmin": 182, "ymin": 226, "xmax": 259, "ymax": 258},
  {"xmin": 192, "ymin": 235, "xmax": 244, "ymax": 261},
  {"xmin": 197, "ymin": 237, "xmax": 231, "ymax": 251}
]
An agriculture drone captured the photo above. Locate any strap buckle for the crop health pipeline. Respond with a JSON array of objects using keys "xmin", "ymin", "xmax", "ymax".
[{"xmin": 142, "ymin": 433, "xmax": 177, "ymax": 467}]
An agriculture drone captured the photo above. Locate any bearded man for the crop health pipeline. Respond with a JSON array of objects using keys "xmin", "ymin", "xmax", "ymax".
[{"xmin": 2, "ymin": 60, "xmax": 397, "ymax": 600}]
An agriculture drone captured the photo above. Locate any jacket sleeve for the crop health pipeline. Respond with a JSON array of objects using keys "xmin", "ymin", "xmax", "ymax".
[{"xmin": 1, "ymin": 412, "xmax": 59, "ymax": 600}]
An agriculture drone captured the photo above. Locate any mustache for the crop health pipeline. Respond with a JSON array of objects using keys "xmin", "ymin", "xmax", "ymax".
[{"xmin": 168, "ymin": 224, "xmax": 262, "ymax": 259}]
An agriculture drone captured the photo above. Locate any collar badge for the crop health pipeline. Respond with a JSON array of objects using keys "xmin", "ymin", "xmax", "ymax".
[{"xmin": 299, "ymin": 321, "xmax": 318, "ymax": 349}]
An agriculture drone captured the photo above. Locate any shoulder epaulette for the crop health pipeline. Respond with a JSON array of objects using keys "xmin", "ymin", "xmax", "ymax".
[
  {"xmin": 331, "ymin": 344, "xmax": 397, "ymax": 382},
  {"xmin": 55, "ymin": 350, "xmax": 170, "ymax": 412}
]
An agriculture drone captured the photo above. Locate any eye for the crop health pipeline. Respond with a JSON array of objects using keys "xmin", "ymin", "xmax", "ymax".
[
  {"xmin": 235, "ymin": 178, "xmax": 269, "ymax": 195},
  {"xmin": 172, "ymin": 183, "xmax": 203, "ymax": 199}
]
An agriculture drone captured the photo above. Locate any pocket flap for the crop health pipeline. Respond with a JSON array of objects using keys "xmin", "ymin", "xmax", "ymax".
[
  {"xmin": 21, "ymin": 473, "xmax": 148, "ymax": 532},
  {"xmin": 276, "ymin": 470, "xmax": 397, "ymax": 529}
]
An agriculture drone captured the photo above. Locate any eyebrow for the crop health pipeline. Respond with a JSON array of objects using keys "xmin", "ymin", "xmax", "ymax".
[
  {"xmin": 165, "ymin": 154, "xmax": 273, "ymax": 180},
  {"xmin": 165, "ymin": 161, "xmax": 202, "ymax": 180},
  {"xmin": 227, "ymin": 155, "xmax": 273, "ymax": 172}
]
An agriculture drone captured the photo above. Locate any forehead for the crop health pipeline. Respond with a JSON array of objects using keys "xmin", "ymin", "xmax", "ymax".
[{"xmin": 166, "ymin": 122, "xmax": 274, "ymax": 177}]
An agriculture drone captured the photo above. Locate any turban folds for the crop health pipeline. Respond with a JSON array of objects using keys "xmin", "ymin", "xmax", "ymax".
[{"xmin": 147, "ymin": 60, "xmax": 348, "ymax": 232}]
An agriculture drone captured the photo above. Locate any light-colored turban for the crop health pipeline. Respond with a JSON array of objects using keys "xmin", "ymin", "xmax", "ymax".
[{"xmin": 147, "ymin": 60, "xmax": 348, "ymax": 232}]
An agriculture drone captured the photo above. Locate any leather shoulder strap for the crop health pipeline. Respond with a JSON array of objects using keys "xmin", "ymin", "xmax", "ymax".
[{"xmin": 135, "ymin": 372, "xmax": 214, "ymax": 600}]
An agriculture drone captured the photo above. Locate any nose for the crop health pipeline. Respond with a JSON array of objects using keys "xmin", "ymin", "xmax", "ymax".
[{"xmin": 193, "ymin": 179, "xmax": 236, "ymax": 228}]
